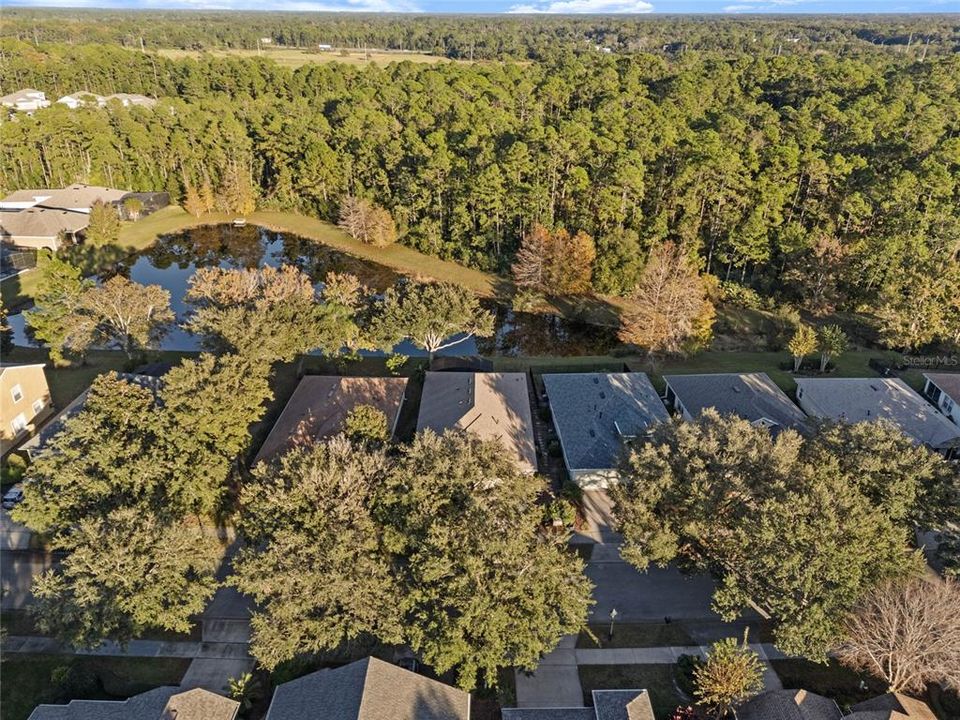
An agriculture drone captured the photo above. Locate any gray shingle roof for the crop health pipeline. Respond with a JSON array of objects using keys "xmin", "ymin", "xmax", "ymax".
[
  {"xmin": 923, "ymin": 373, "xmax": 960, "ymax": 404},
  {"xmin": 417, "ymin": 372, "xmax": 537, "ymax": 473},
  {"xmin": 28, "ymin": 686, "xmax": 239, "ymax": 720},
  {"xmin": 663, "ymin": 372, "xmax": 808, "ymax": 434},
  {"xmin": 738, "ymin": 689, "xmax": 842, "ymax": 720},
  {"xmin": 542, "ymin": 373, "xmax": 669, "ymax": 471},
  {"xmin": 795, "ymin": 377, "xmax": 960, "ymax": 450},
  {"xmin": 265, "ymin": 657, "xmax": 470, "ymax": 720},
  {"xmin": 500, "ymin": 689, "xmax": 652, "ymax": 720},
  {"xmin": 502, "ymin": 710, "xmax": 597, "ymax": 720},
  {"xmin": 593, "ymin": 690, "xmax": 655, "ymax": 720}
]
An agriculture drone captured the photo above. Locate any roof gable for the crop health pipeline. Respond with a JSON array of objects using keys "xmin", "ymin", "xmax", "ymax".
[{"xmin": 542, "ymin": 372, "xmax": 669, "ymax": 471}]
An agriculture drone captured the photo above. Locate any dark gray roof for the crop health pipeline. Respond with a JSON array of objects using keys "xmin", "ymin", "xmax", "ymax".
[
  {"xmin": 663, "ymin": 372, "xmax": 808, "ymax": 433},
  {"xmin": 542, "ymin": 373, "xmax": 669, "ymax": 471},
  {"xmin": 265, "ymin": 657, "xmax": 470, "ymax": 720},
  {"xmin": 500, "ymin": 690, "xmax": 652, "ymax": 720},
  {"xmin": 795, "ymin": 378, "xmax": 960, "ymax": 449},
  {"xmin": 502, "ymin": 710, "xmax": 596, "ymax": 720},
  {"xmin": 28, "ymin": 687, "xmax": 238, "ymax": 720},
  {"xmin": 924, "ymin": 373, "xmax": 960, "ymax": 403},
  {"xmin": 738, "ymin": 690, "xmax": 842, "ymax": 720},
  {"xmin": 593, "ymin": 690, "xmax": 655, "ymax": 720}
]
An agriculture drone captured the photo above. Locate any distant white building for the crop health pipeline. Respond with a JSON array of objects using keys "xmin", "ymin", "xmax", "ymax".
[
  {"xmin": 0, "ymin": 89, "xmax": 50, "ymax": 113},
  {"xmin": 318, "ymin": 43, "xmax": 333, "ymax": 50},
  {"xmin": 260, "ymin": 37, "xmax": 273, "ymax": 44},
  {"xmin": 105, "ymin": 93, "xmax": 157, "ymax": 108},
  {"xmin": 56, "ymin": 92, "xmax": 106, "ymax": 109}
]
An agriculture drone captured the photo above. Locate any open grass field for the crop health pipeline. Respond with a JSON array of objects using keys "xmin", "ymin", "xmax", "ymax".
[
  {"xmin": 0, "ymin": 654, "xmax": 191, "ymax": 720},
  {"xmin": 155, "ymin": 46, "xmax": 456, "ymax": 68}
]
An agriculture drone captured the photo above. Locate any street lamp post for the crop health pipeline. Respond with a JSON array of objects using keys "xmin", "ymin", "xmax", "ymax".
[{"xmin": 608, "ymin": 608, "xmax": 618, "ymax": 642}]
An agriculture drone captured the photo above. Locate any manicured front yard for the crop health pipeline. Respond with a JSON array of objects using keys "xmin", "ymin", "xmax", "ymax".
[
  {"xmin": 577, "ymin": 622, "xmax": 694, "ymax": 649},
  {"xmin": 579, "ymin": 664, "xmax": 688, "ymax": 719},
  {"xmin": 0, "ymin": 654, "xmax": 191, "ymax": 720}
]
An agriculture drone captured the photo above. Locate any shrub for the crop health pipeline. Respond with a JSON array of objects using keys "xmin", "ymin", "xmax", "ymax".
[
  {"xmin": 385, "ymin": 354, "xmax": 408, "ymax": 375},
  {"xmin": 1, "ymin": 454, "xmax": 27, "ymax": 487},
  {"xmin": 719, "ymin": 281, "xmax": 763, "ymax": 309}
]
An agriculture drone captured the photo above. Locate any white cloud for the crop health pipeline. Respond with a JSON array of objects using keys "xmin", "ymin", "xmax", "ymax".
[
  {"xmin": 508, "ymin": 0, "xmax": 653, "ymax": 13},
  {"xmin": 7, "ymin": 0, "xmax": 421, "ymax": 9}
]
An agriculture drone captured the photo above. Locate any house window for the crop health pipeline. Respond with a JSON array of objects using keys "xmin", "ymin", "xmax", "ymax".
[
  {"xmin": 32, "ymin": 398, "xmax": 45, "ymax": 415},
  {"xmin": 11, "ymin": 414, "xmax": 27, "ymax": 434},
  {"xmin": 10, "ymin": 384, "xmax": 23, "ymax": 403}
]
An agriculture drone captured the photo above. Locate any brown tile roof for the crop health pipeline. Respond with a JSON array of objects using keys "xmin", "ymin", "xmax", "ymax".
[
  {"xmin": 417, "ymin": 372, "xmax": 537, "ymax": 473},
  {"xmin": 924, "ymin": 373, "xmax": 960, "ymax": 403},
  {"xmin": 849, "ymin": 693, "xmax": 937, "ymax": 720},
  {"xmin": 161, "ymin": 688, "xmax": 239, "ymax": 720},
  {"xmin": 265, "ymin": 656, "xmax": 470, "ymax": 720},
  {"xmin": 254, "ymin": 376, "xmax": 407, "ymax": 463}
]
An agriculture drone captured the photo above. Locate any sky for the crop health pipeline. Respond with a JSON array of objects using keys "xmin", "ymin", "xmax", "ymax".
[{"xmin": 6, "ymin": 0, "xmax": 957, "ymax": 16}]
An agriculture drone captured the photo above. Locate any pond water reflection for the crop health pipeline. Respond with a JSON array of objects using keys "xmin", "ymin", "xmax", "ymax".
[{"xmin": 9, "ymin": 225, "xmax": 618, "ymax": 357}]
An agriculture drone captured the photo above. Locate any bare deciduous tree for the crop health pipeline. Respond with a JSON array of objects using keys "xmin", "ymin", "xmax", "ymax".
[
  {"xmin": 618, "ymin": 241, "xmax": 714, "ymax": 354},
  {"xmin": 836, "ymin": 577, "xmax": 960, "ymax": 693},
  {"xmin": 338, "ymin": 196, "xmax": 397, "ymax": 247}
]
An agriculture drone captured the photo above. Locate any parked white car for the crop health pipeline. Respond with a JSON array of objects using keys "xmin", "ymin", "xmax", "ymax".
[{"xmin": 2, "ymin": 484, "xmax": 24, "ymax": 510}]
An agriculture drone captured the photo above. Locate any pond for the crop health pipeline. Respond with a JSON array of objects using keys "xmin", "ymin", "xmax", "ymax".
[{"xmin": 8, "ymin": 224, "xmax": 618, "ymax": 357}]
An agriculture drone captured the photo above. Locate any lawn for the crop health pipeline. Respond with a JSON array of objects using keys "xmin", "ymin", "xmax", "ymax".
[
  {"xmin": 0, "ymin": 654, "xmax": 191, "ymax": 720},
  {"xmin": 770, "ymin": 659, "xmax": 886, "ymax": 712},
  {"xmin": 576, "ymin": 622, "xmax": 694, "ymax": 649},
  {"xmin": 579, "ymin": 664, "xmax": 687, "ymax": 719},
  {"xmin": 155, "ymin": 46, "xmax": 458, "ymax": 68}
]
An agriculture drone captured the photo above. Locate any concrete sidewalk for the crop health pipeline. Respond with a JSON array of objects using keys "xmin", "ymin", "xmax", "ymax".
[
  {"xmin": 515, "ymin": 639, "xmax": 783, "ymax": 709},
  {"xmin": 2, "ymin": 635, "xmax": 252, "ymax": 660}
]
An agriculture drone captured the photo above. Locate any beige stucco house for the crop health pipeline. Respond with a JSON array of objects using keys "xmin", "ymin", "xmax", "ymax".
[{"xmin": 1, "ymin": 363, "xmax": 53, "ymax": 454}]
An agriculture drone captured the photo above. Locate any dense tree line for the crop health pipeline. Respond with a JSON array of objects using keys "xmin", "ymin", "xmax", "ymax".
[
  {"xmin": 2, "ymin": 42, "xmax": 959, "ymax": 349},
  {"xmin": 1, "ymin": 10, "xmax": 957, "ymax": 61}
]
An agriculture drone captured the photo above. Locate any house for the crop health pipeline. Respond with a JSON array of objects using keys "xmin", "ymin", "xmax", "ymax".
[
  {"xmin": 417, "ymin": 372, "xmax": 537, "ymax": 474},
  {"xmin": 738, "ymin": 689, "xmax": 842, "ymax": 720},
  {"xmin": 662, "ymin": 372, "xmax": 808, "ymax": 435},
  {"xmin": 254, "ymin": 375, "xmax": 408, "ymax": 464},
  {"xmin": 848, "ymin": 692, "xmax": 937, "ymax": 719},
  {"xmin": 0, "ymin": 363, "xmax": 53, "ymax": 455},
  {"xmin": 502, "ymin": 689, "xmax": 655, "ymax": 720},
  {"xmin": 0, "ymin": 184, "xmax": 131, "ymax": 250},
  {"xmin": 541, "ymin": 372, "xmax": 669, "ymax": 488},
  {"xmin": 0, "ymin": 207, "xmax": 92, "ymax": 250},
  {"xmin": 21, "ymin": 369, "xmax": 165, "ymax": 459},
  {"xmin": 0, "ymin": 89, "xmax": 50, "ymax": 113},
  {"xmin": 28, "ymin": 686, "xmax": 239, "ymax": 720},
  {"xmin": 922, "ymin": 372, "xmax": 960, "ymax": 426},
  {"xmin": 0, "ymin": 190, "xmax": 54, "ymax": 211},
  {"xmin": 265, "ymin": 656, "xmax": 470, "ymax": 720},
  {"xmin": 56, "ymin": 92, "xmax": 106, "ymax": 109},
  {"xmin": 105, "ymin": 93, "xmax": 157, "ymax": 108},
  {"xmin": 737, "ymin": 689, "xmax": 937, "ymax": 720},
  {"xmin": 795, "ymin": 377, "xmax": 960, "ymax": 457}
]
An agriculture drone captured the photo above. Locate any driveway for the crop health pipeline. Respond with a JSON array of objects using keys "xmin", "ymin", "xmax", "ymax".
[
  {"xmin": 1, "ymin": 550, "xmax": 54, "ymax": 610},
  {"xmin": 585, "ymin": 533, "xmax": 719, "ymax": 623},
  {"xmin": 1, "ymin": 510, "xmax": 36, "ymax": 551}
]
